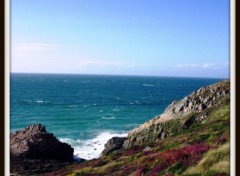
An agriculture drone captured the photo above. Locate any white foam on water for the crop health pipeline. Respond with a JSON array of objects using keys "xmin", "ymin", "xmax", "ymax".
[
  {"xmin": 59, "ymin": 131, "xmax": 128, "ymax": 160},
  {"xmin": 112, "ymin": 108, "xmax": 120, "ymax": 112},
  {"xmin": 142, "ymin": 84, "xmax": 156, "ymax": 87},
  {"xmin": 102, "ymin": 116, "xmax": 115, "ymax": 119}
]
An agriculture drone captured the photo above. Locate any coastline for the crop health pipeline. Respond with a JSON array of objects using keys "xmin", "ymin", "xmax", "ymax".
[
  {"xmin": 10, "ymin": 80, "xmax": 230, "ymax": 175},
  {"xmin": 10, "ymin": 74, "xmax": 222, "ymax": 161},
  {"xmin": 59, "ymin": 131, "xmax": 128, "ymax": 160}
]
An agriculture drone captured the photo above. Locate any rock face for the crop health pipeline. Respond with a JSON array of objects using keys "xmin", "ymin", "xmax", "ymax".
[
  {"xmin": 122, "ymin": 80, "xmax": 230, "ymax": 148},
  {"xmin": 10, "ymin": 124, "xmax": 74, "ymax": 161},
  {"xmin": 101, "ymin": 137, "xmax": 127, "ymax": 156},
  {"xmin": 101, "ymin": 80, "xmax": 230, "ymax": 155}
]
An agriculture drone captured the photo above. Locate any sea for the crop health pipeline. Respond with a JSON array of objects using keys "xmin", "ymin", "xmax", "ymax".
[{"xmin": 10, "ymin": 73, "xmax": 222, "ymax": 160}]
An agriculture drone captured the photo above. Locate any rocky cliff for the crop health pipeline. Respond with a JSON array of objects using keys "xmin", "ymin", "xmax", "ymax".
[
  {"xmin": 122, "ymin": 80, "xmax": 230, "ymax": 148},
  {"xmin": 58, "ymin": 79, "xmax": 230, "ymax": 176},
  {"xmin": 11, "ymin": 80, "xmax": 231, "ymax": 176},
  {"xmin": 11, "ymin": 124, "xmax": 74, "ymax": 161},
  {"xmin": 101, "ymin": 80, "xmax": 230, "ymax": 154},
  {"xmin": 10, "ymin": 124, "xmax": 74, "ymax": 175}
]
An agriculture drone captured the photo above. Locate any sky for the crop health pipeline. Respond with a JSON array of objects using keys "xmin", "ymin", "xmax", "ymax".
[{"xmin": 11, "ymin": 0, "xmax": 230, "ymax": 78}]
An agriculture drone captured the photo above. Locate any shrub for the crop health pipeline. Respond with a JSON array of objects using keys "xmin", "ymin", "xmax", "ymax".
[
  {"xmin": 149, "ymin": 143, "xmax": 209, "ymax": 174},
  {"xmin": 136, "ymin": 166, "xmax": 147, "ymax": 176},
  {"xmin": 123, "ymin": 149, "xmax": 136, "ymax": 156},
  {"xmin": 122, "ymin": 146, "xmax": 143, "ymax": 156},
  {"xmin": 143, "ymin": 150, "xmax": 155, "ymax": 156},
  {"xmin": 90, "ymin": 159, "xmax": 108, "ymax": 167},
  {"xmin": 216, "ymin": 133, "xmax": 228, "ymax": 144}
]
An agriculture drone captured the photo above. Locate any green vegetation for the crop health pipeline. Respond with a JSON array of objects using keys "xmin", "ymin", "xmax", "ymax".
[
  {"xmin": 183, "ymin": 143, "xmax": 230, "ymax": 175},
  {"xmin": 48, "ymin": 98, "xmax": 230, "ymax": 176}
]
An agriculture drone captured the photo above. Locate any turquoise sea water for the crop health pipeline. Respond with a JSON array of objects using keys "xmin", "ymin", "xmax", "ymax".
[{"xmin": 10, "ymin": 73, "xmax": 221, "ymax": 159}]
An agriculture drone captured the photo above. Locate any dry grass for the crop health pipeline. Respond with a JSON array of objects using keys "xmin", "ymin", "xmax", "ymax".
[{"xmin": 183, "ymin": 143, "xmax": 230, "ymax": 175}]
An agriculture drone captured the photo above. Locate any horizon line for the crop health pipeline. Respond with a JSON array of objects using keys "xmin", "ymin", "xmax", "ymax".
[{"xmin": 10, "ymin": 72, "xmax": 228, "ymax": 80}]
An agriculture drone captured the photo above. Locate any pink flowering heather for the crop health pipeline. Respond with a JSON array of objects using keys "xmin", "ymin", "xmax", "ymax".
[
  {"xmin": 136, "ymin": 166, "xmax": 147, "ymax": 176},
  {"xmin": 143, "ymin": 150, "xmax": 155, "ymax": 156},
  {"xmin": 122, "ymin": 146, "xmax": 143, "ymax": 156},
  {"xmin": 148, "ymin": 143, "xmax": 209, "ymax": 174},
  {"xmin": 123, "ymin": 149, "xmax": 136, "ymax": 156}
]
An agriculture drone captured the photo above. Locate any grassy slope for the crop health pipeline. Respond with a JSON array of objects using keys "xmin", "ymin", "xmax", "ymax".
[{"xmin": 48, "ymin": 100, "xmax": 230, "ymax": 176}]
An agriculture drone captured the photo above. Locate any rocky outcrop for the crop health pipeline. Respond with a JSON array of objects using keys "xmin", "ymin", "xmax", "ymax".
[
  {"xmin": 161, "ymin": 80, "xmax": 229, "ymax": 115},
  {"xmin": 101, "ymin": 137, "xmax": 127, "ymax": 156},
  {"xmin": 10, "ymin": 124, "xmax": 74, "ymax": 161},
  {"xmin": 122, "ymin": 80, "xmax": 230, "ymax": 148},
  {"xmin": 101, "ymin": 80, "xmax": 230, "ymax": 155}
]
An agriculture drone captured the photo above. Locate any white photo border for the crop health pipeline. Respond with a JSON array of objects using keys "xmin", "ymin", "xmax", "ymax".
[{"xmin": 4, "ymin": 0, "xmax": 236, "ymax": 175}]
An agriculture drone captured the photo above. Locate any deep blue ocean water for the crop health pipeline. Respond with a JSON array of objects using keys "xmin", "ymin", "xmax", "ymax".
[{"xmin": 10, "ymin": 73, "xmax": 222, "ymax": 159}]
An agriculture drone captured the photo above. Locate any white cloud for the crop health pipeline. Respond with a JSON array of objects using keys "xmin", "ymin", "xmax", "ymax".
[
  {"xmin": 175, "ymin": 63, "xmax": 223, "ymax": 69},
  {"xmin": 201, "ymin": 63, "xmax": 219, "ymax": 69},
  {"xmin": 176, "ymin": 64, "xmax": 199, "ymax": 68}
]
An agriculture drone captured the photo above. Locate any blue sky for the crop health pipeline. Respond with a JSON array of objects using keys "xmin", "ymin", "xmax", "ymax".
[{"xmin": 11, "ymin": 0, "xmax": 229, "ymax": 78}]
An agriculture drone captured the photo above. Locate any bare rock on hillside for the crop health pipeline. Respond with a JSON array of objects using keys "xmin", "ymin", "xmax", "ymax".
[
  {"xmin": 10, "ymin": 124, "xmax": 74, "ymax": 161},
  {"xmin": 101, "ymin": 137, "xmax": 127, "ymax": 156},
  {"xmin": 124, "ymin": 80, "xmax": 230, "ymax": 148}
]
